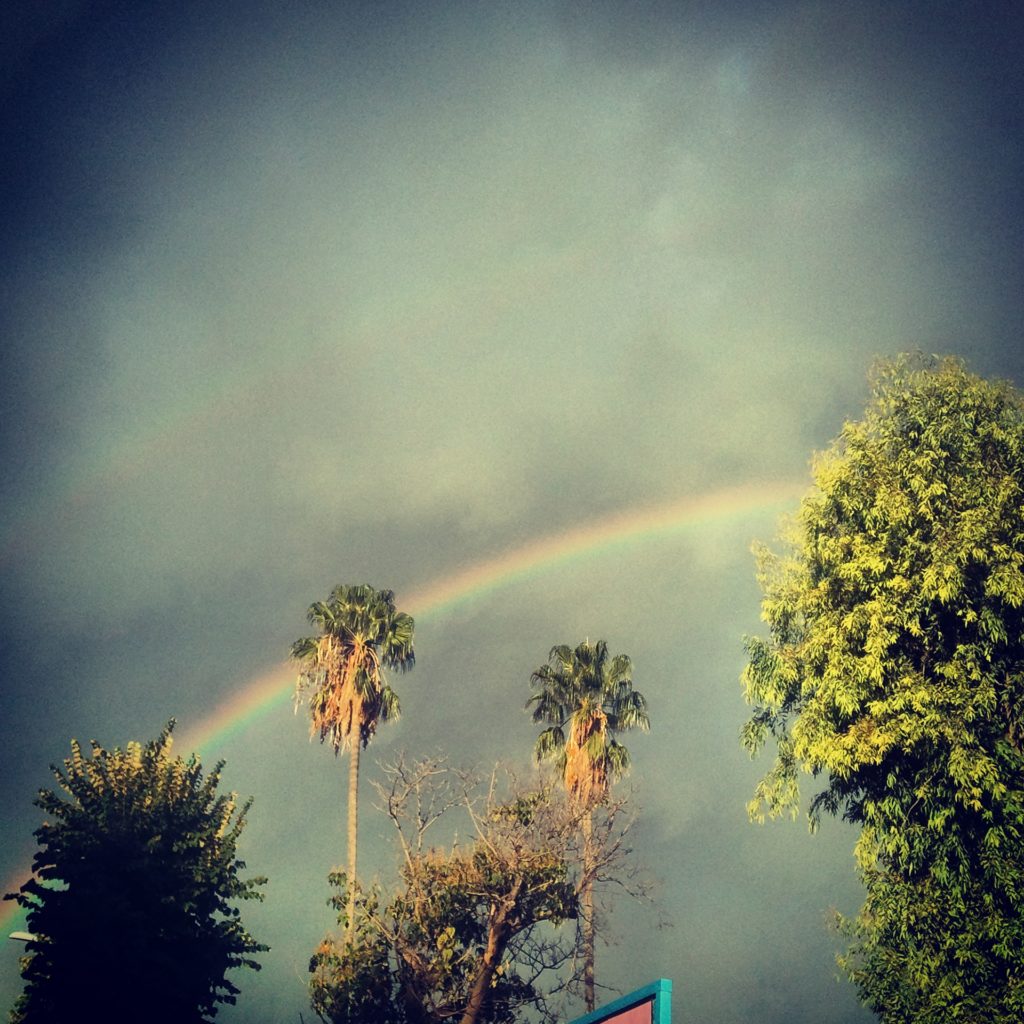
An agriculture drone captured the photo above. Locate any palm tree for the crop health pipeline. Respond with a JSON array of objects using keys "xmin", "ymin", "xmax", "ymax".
[
  {"xmin": 527, "ymin": 640, "xmax": 649, "ymax": 1013},
  {"xmin": 292, "ymin": 584, "xmax": 415, "ymax": 943}
]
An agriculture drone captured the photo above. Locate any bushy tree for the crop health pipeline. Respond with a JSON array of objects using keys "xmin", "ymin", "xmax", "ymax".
[
  {"xmin": 311, "ymin": 757, "xmax": 638, "ymax": 1024},
  {"xmin": 5, "ymin": 722, "xmax": 267, "ymax": 1024},
  {"xmin": 310, "ymin": 884, "xmax": 398, "ymax": 1024},
  {"xmin": 741, "ymin": 356, "xmax": 1024, "ymax": 1021}
]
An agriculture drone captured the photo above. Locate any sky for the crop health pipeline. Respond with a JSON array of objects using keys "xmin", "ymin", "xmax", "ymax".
[{"xmin": 1, "ymin": 1, "xmax": 1022, "ymax": 1021}]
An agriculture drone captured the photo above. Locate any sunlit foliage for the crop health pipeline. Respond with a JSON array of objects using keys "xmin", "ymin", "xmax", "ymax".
[
  {"xmin": 292, "ymin": 584, "xmax": 415, "ymax": 756},
  {"xmin": 310, "ymin": 759, "xmax": 591, "ymax": 1024},
  {"xmin": 742, "ymin": 356, "xmax": 1024, "ymax": 1021},
  {"xmin": 528, "ymin": 641, "xmax": 648, "ymax": 814},
  {"xmin": 5, "ymin": 722, "xmax": 267, "ymax": 1024}
]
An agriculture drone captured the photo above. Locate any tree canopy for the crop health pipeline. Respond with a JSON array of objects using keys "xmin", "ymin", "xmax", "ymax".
[
  {"xmin": 5, "ymin": 722, "xmax": 267, "ymax": 1024},
  {"xmin": 741, "ymin": 356, "xmax": 1024, "ymax": 1022},
  {"xmin": 310, "ymin": 757, "xmax": 638, "ymax": 1024}
]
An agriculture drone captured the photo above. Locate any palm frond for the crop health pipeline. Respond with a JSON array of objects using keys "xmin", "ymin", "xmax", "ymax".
[
  {"xmin": 534, "ymin": 727, "xmax": 566, "ymax": 762},
  {"xmin": 290, "ymin": 635, "xmax": 319, "ymax": 662},
  {"xmin": 603, "ymin": 739, "xmax": 631, "ymax": 781},
  {"xmin": 377, "ymin": 683, "xmax": 401, "ymax": 724}
]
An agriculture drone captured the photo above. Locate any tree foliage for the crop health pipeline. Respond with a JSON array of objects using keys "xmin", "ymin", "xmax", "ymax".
[
  {"xmin": 5, "ymin": 722, "xmax": 267, "ymax": 1024},
  {"xmin": 741, "ymin": 356, "xmax": 1024, "ymax": 1021},
  {"xmin": 310, "ymin": 757, "xmax": 640, "ymax": 1024}
]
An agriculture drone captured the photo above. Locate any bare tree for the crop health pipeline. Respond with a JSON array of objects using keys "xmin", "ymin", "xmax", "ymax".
[{"xmin": 310, "ymin": 756, "xmax": 647, "ymax": 1024}]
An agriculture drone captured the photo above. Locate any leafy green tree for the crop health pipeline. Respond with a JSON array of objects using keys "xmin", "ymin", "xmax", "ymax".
[
  {"xmin": 527, "ymin": 640, "xmax": 649, "ymax": 1012},
  {"xmin": 310, "ymin": 884, "xmax": 398, "ymax": 1024},
  {"xmin": 310, "ymin": 758, "xmax": 592, "ymax": 1024},
  {"xmin": 292, "ymin": 583, "xmax": 415, "ymax": 941},
  {"xmin": 5, "ymin": 722, "xmax": 267, "ymax": 1024},
  {"xmin": 741, "ymin": 356, "xmax": 1024, "ymax": 1022}
]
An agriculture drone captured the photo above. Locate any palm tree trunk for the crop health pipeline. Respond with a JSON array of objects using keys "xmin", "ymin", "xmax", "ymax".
[
  {"xmin": 582, "ymin": 808, "xmax": 595, "ymax": 1013},
  {"xmin": 345, "ymin": 725, "xmax": 361, "ymax": 947}
]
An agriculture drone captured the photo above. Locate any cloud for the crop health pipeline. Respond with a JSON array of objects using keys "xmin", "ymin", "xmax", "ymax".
[{"xmin": 1, "ymin": 4, "xmax": 1020, "ymax": 1023}]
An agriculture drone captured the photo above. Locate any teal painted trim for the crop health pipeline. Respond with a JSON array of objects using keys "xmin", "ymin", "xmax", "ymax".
[{"xmin": 568, "ymin": 978, "xmax": 672, "ymax": 1024}]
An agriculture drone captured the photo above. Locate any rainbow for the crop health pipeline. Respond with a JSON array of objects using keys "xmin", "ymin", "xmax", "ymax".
[
  {"xmin": 1, "ymin": 478, "xmax": 804, "ymax": 932},
  {"xmin": 176, "ymin": 478, "xmax": 804, "ymax": 752}
]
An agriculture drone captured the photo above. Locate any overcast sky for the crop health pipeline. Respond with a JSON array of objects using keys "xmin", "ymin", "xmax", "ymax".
[{"xmin": 1, "ymin": 2, "xmax": 1022, "ymax": 1022}]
